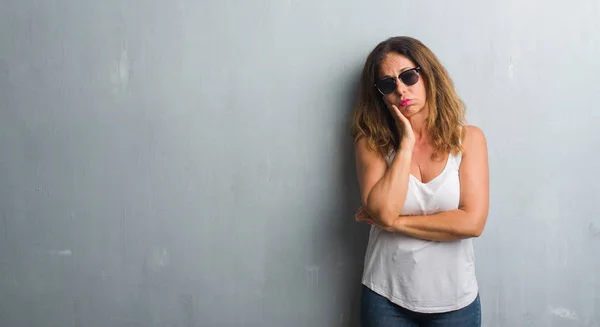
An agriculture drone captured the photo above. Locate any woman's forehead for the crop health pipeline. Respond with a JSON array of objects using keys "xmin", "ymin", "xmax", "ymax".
[{"xmin": 379, "ymin": 53, "xmax": 415, "ymax": 77}]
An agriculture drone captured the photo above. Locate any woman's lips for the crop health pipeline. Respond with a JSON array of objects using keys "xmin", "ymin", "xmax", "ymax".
[{"xmin": 400, "ymin": 99, "xmax": 412, "ymax": 107}]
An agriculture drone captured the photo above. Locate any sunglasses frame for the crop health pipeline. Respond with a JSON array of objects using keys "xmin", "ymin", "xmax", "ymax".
[{"xmin": 374, "ymin": 67, "xmax": 422, "ymax": 95}]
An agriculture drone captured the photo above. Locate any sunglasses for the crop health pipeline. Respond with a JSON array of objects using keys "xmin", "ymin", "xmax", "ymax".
[{"xmin": 375, "ymin": 67, "xmax": 421, "ymax": 95}]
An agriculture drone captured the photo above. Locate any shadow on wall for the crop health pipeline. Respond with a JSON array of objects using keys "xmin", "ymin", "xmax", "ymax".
[
  {"xmin": 335, "ymin": 68, "xmax": 370, "ymax": 327},
  {"xmin": 258, "ymin": 61, "xmax": 370, "ymax": 327}
]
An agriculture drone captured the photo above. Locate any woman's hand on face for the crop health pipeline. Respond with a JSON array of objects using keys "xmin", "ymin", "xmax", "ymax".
[{"xmin": 383, "ymin": 98, "xmax": 415, "ymax": 151}]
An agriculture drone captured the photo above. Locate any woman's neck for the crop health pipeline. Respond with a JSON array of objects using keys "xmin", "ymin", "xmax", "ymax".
[{"xmin": 408, "ymin": 111, "xmax": 429, "ymax": 145}]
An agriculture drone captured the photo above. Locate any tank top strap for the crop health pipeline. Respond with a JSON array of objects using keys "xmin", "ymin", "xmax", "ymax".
[{"xmin": 452, "ymin": 150, "xmax": 463, "ymax": 168}]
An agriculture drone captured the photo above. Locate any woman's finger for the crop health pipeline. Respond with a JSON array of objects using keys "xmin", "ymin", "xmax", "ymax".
[
  {"xmin": 390, "ymin": 104, "xmax": 409, "ymax": 125},
  {"xmin": 355, "ymin": 207, "xmax": 373, "ymax": 222}
]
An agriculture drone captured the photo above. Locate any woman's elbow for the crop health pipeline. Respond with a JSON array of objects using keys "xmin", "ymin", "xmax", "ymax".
[
  {"xmin": 468, "ymin": 227, "xmax": 483, "ymax": 238},
  {"xmin": 466, "ymin": 215, "xmax": 487, "ymax": 238},
  {"xmin": 457, "ymin": 226, "xmax": 482, "ymax": 238},
  {"xmin": 362, "ymin": 202, "xmax": 397, "ymax": 228},
  {"xmin": 375, "ymin": 209, "xmax": 400, "ymax": 229}
]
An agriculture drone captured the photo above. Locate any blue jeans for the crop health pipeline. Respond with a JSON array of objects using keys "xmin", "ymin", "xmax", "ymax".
[{"xmin": 360, "ymin": 285, "xmax": 481, "ymax": 327}]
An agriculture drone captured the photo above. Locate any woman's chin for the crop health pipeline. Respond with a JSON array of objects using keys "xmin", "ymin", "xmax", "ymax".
[{"xmin": 402, "ymin": 105, "xmax": 425, "ymax": 116}]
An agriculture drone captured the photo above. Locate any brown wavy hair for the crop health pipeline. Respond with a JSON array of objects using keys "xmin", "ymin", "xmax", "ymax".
[{"xmin": 351, "ymin": 36, "xmax": 466, "ymax": 159}]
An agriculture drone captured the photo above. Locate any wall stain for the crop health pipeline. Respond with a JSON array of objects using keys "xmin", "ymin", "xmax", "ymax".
[
  {"xmin": 180, "ymin": 294, "xmax": 196, "ymax": 327},
  {"xmin": 590, "ymin": 223, "xmax": 600, "ymax": 238},
  {"xmin": 305, "ymin": 265, "xmax": 320, "ymax": 288}
]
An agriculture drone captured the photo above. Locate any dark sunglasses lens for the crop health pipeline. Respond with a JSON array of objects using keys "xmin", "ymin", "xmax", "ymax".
[
  {"xmin": 400, "ymin": 70, "xmax": 419, "ymax": 86},
  {"xmin": 377, "ymin": 79, "xmax": 396, "ymax": 94}
]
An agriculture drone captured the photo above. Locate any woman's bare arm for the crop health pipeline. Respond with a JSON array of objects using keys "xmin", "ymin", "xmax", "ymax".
[
  {"xmin": 385, "ymin": 125, "xmax": 490, "ymax": 241},
  {"xmin": 355, "ymin": 136, "xmax": 413, "ymax": 227}
]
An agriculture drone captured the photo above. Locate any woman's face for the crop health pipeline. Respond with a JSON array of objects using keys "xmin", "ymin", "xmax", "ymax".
[{"xmin": 376, "ymin": 52, "xmax": 427, "ymax": 117}]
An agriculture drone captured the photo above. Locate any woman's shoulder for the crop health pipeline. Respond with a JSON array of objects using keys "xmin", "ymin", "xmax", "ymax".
[
  {"xmin": 461, "ymin": 125, "xmax": 487, "ymax": 156},
  {"xmin": 462, "ymin": 125, "xmax": 486, "ymax": 141}
]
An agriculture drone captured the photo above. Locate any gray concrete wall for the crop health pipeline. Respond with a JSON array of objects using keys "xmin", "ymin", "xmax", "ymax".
[{"xmin": 1, "ymin": 0, "xmax": 599, "ymax": 326}]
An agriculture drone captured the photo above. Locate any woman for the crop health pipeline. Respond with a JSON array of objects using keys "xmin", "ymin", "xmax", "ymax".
[{"xmin": 351, "ymin": 36, "xmax": 489, "ymax": 327}]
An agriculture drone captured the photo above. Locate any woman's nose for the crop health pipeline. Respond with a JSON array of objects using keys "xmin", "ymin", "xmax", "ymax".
[{"xmin": 395, "ymin": 79, "xmax": 408, "ymax": 94}]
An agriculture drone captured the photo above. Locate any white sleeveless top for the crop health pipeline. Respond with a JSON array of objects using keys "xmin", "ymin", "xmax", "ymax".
[{"xmin": 361, "ymin": 150, "xmax": 479, "ymax": 313}]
